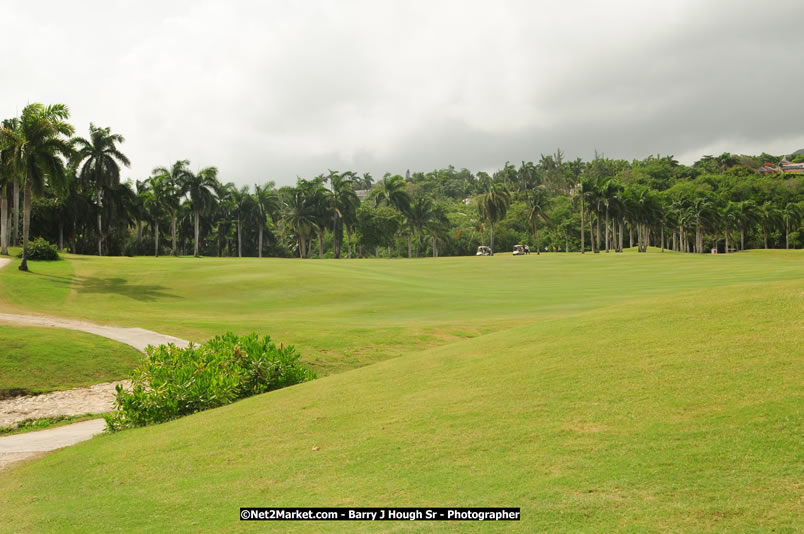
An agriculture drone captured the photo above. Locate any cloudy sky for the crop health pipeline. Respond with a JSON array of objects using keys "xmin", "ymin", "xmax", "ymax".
[{"xmin": 3, "ymin": 0, "xmax": 803, "ymax": 187}]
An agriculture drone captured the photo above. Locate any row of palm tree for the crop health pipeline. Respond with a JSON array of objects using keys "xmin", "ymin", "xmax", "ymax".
[{"xmin": 2, "ymin": 102, "xmax": 802, "ymax": 264}]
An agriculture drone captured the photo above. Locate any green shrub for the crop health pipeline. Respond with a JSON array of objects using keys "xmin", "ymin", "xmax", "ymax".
[
  {"xmin": 104, "ymin": 332, "xmax": 316, "ymax": 430},
  {"xmin": 18, "ymin": 237, "xmax": 59, "ymax": 260}
]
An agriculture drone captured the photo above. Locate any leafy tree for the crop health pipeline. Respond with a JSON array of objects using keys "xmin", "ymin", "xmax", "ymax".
[
  {"xmin": 325, "ymin": 171, "xmax": 359, "ymax": 258},
  {"xmin": 781, "ymin": 202, "xmax": 802, "ymax": 250},
  {"xmin": 183, "ymin": 167, "xmax": 218, "ymax": 257},
  {"xmin": 477, "ymin": 183, "xmax": 510, "ymax": 255},
  {"xmin": 254, "ymin": 182, "xmax": 280, "ymax": 258},
  {"xmin": 525, "ymin": 187, "xmax": 550, "ymax": 255},
  {"xmin": 0, "ymin": 104, "xmax": 74, "ymax": 271},
  {"xmin": 152, "ymin": 160, "xmax": 192, "ymax": 256},
  {"xmin": 757, "ymin": 201, "xmax": 782, "ymax": 249},
  {"xmin": 71, "ymin": 124, "xmax": 130, "ymax": 256}
]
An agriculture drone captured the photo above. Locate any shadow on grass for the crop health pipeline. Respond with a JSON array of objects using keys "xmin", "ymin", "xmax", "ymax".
[{"xmin": 72, "ymin": 276, "xmax": 180, "ymax": 302}]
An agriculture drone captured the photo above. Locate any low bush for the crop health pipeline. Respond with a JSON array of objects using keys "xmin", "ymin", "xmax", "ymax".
[
  {"xmin": 104, "ymin": 332, "xmax": 316, "ymax": 430},
  {"xmin": 18, "ymin": 237, "xmax": 59, "ymax": 260}
]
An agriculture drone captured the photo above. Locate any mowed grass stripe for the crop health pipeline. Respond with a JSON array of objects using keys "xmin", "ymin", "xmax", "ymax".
[
  {"xmin": 1, "ymin": 250, "xmax": 802, "ymax": 375},
  {"xmin": 0, "ymin": 279, "xmax": 800, "ymax": 532}
]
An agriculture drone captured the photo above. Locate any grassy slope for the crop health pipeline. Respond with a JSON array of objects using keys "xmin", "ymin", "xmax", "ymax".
[
  {"xmin": 0, "ymin": 278, "xmax": 801, "ymax": 532},
  {"xmin": 0, "ymin": 325, "xmax": 142, "ymax": 394},
  {"xmin": 0, "ymin": 250, "xmax": 801, "ymax": 375}
]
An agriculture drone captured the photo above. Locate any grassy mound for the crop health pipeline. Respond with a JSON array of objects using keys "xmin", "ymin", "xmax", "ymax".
[
  {"xmin": 0, "ymin": 325, "xmax": 142, "ymax": 396},
  {"xmin": 0, "ymin": 279, "xmax": 800, "ymax": 532}
]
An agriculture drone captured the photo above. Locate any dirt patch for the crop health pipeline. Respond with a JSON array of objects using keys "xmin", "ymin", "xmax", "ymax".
[{"xmin": 0, "ymin": 381, "xmax": 128, "ymax": 428}]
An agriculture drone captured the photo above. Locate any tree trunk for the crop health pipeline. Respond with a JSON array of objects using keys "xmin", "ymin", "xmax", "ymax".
[
  {"xmin": 432, "ymin": 235, "xmax": 436, "ymax": 257},
  {"xmin": 258, "ymin": 226, "xmax": 263, "ymax": 258},
  {"xmin": 12, "ymin": 179, "xmax": 19, "ymax": 245},
  {"xmin": 590, "ymin": 216, "xmax": 595, "ymax": 253},
  {"xmin": 580, "ymin": 196, "xmax": 585, "ymax": 254},
  {"xmin": 786, "ymin": 221, "xmax": 789, "ymax": 249},
  {"xmin": 347, "ymin": 228, "xmax": 352, "ymax": 258},
  {"xmin": 387, "ymin": 245, "xmax": 391, "ymax": 258},
  {"xmin": 154, "ymin": 220, "xmax": 160, "ymax": 257},
  {"xmin": 619, "ymin": 219, "xmax": 624, "ymax": 252},
  {"xmin": 605, "ymin": 207, "xmax": 610, "ymax": 253},
  {"xmin": 490, "ymin": 223, "xmax": 495, "ymax": 255},
  {"xmin": 375, "ymin": 246, "xmax": 379, "ymax": 258},
  {"xmin": 319, "ymin": 232, "xmax": 324, "ymax": 258},
  {"xmin": 0, "ymin": 191, "xmax": 7, "ymax": 256},
  {"xmin": 629, "ymin": 224, "xmax": 633, "ymax": 249},
  {"xmin": 408, "ymin": 233, "xmax": 412, "ymax": 258},
  {"xmin": 19, "ymin": 178, "xmax": 32, "ymax": 271},
  {"xmin": 171, "ymin": 213, "xmax": 178, "ymax": 256},
  {"xmin": 741, "ymin": 227, "xmax": 745, "ymax": 251},
  {"xmin": 96, "ymin": 187, "xmax": 103, "ymax": 256},
  {"xmin": 596, "ymin": 212, "xmax": 601, "ymax": 253},
  {"xmin": 58, "ymin": 220, "xmax": 64, "ymax": 251},
  {"xmin": 725, "ymin": 228, "xmax": 729, "ymax": 254},
  {"xmin": 763, "ymin": 226, "xmax": 768, "ymax": 249},
  {"xmin": 193, "ymin": 211, "xmax": 200, "ymax": 257},
  {"xmin": 237, "ymin": 219, "xmax": 243, "ymax": 257},
  {"xmin": 660, "ymin": 225, "xmax": 664, "ymax": 252}
]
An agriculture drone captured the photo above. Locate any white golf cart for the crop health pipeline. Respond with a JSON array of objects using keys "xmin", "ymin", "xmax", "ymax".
[
  {"xmin": 513, "ymin": 245, "xmax": 526, "ymax": 255},
  {"xmin": 476, "ymin": 246, "xmax": 492, "ymax": 256}
]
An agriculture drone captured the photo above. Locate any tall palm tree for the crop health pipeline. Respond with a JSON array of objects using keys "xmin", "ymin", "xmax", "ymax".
[
  {"xmin": 326, "ymin": 171, "xmax": 359, "ymax": 258},
  {"xmin": 144, "ymin": 174, "xmax": 170, "ymax": 257},
  {"xmin": 407, "ymin": 195, "xmax": 435, "ymax": 257},
  {"xmin": 687, "ymin": 195, "xmax": 715, "ymax": 253},
  {"xmin": 0, "ymin": 119, "xmax": 22, "ymax": 256},
  {"xmin": 71, "ymin": 124, "xmax": 130, "ymax": 256},
  {"xmin": 183, "ymin": 167, "xmax": 218, "ymax": 257},
  {"xmin": 733, "ymin": 200, "xmax": 758, "ymax": 251},
  {"xmin": 757, "ymin": 201, "xmax": 782, "ymax": 249},
  {"xmin": 282, "ymin": 182, "xmax": 318, "ymax": 258},
  {"xmin": 477, "ymin": 183, "xmax": 510, "ymax": 255},
  {"xmin": 371, "ymin": 174, "xmax": 411, "ymax": 215},
  {"xmin": 525, "ymin": 187, "xmax": 550, "ymax": 255},
  {"xmin": 781, "ymin": 202, "xmax": 802, "ymax": 250},
  {"xmin": 152, "ymin": 160, "xmax": 192, "ymax": 256},
  {"xmin": 0, "ymin": 104, "xmax": 74, "ymax": 271},
  {"xmin": 254, "ymin": 181, "xmax": 280, "ymax": 258}
]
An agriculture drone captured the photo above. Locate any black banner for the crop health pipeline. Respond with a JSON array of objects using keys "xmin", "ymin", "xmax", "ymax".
[{"xmin": 240, "ymin": 507, "xmax": 520, "ymax": 521}]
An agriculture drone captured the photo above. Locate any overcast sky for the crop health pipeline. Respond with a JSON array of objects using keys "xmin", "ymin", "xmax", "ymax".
[{"xmin": 3, "ymin": 0, "xmax": 803, "ymax": 187}]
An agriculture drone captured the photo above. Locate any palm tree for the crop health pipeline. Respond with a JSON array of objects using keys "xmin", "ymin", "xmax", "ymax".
[
  {"xmin": 144, "ymin": 174, "xmax": 170, "ymax": 257},
  {"xmin": 600, "ymin": 179, "xmax": 623, "ymax": 253},
  {"xmin": 152, "ymin": 160, "xmax": 192, "ymax": 256},
  {"xmin": 0, "ymin": 104, "xmax": 74, "ymax": 271},
  {"xmin": 781, "ymin": 202, "xmax": 802, "ymax": 250},
  {"xmin": 477, "ymin": 183, "xmax": 510, "ymax": 255},
  {"xmin": 71, "ymin": 124, "xmax": 130, "ymax": 256},
  {"xmin": 326, "ymin": 171, "xmax": 359, "ymax": 258},
  {"xmin": 733, "ymin": 200, "xmax": 758, "ymax": 251},
  {"xmin": 687, "ymin": 195, "xmax": 715, "ymax": 253},
  {"xmin": 183, "ymin": 167, "xmax": 218, "ymax": 257},
  {"xmin": 0, "ymin": 119, "xmax": 21, "ymax": 256},
  {"xmin": 525, "ymin": 187, "xmax": 550, "ymax": 255},
  {"xmin": 757, "ymin": 201, "xmax": 782, "ymax": 249},
  {"xmin": 254, "ymin": 181, "xmax": 280, "ymax": 258},
  {"xmin": 282, "ymin": 182, "xmax": 318, "ymax": 258},
  {"xmin": 371, "ymin": 174, "xmax": 411, "ymax": 215},
  {"xmin": 407, "ymin": 195, "xmax": 435, "ymax": 257}
]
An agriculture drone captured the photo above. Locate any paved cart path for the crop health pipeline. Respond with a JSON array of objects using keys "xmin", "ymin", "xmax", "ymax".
[{"xmin": 0, "ymin": 256, "xmax": 191, "ymax": 471}]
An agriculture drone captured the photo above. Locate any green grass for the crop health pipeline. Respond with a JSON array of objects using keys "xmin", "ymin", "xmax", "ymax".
[
  {"xmin": 0, "ymin": 325, "xmax": 142, "ymax": 395},
  {"xmin": 0, "ymin": 250, "xmax": 801, "ymax": 375},
  {"xmin": 0, "ymin": 278, "xmax": 800, "ymax": 532},
  {"xmin": 0, "ymin": 250, "xmax": 801, "ymax": 531}
]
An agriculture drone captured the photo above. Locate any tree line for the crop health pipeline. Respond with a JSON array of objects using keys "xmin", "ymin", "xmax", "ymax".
[{"xmin": 1, "ymin": 103, "xmax": 802, "ymax": 268}]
